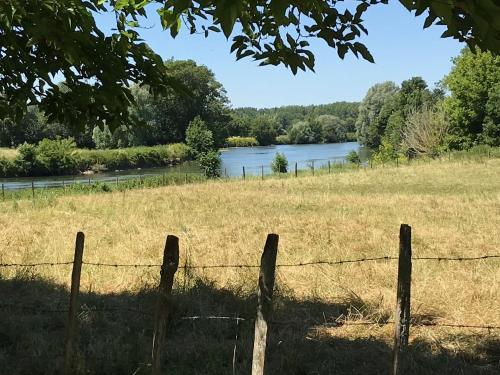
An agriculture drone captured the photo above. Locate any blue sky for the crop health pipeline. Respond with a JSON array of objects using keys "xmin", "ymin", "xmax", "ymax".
[{"xmin": 96, "ymin": 2, "xmax": 464, "ymax": 108}]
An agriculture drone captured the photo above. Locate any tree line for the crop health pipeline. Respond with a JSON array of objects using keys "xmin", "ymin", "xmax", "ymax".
[
  {"xmin": 355, "ymin": 48, "xmax": 499, "ymax": 161},
  {"xmin": 1, "ymin": 48, "xmax": 498, "ymax": 178}
]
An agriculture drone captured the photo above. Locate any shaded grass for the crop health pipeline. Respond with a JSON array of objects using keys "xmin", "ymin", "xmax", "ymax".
[{"xmin": 0, "ymin": 155, "xmax": 499, "ymax": 374}]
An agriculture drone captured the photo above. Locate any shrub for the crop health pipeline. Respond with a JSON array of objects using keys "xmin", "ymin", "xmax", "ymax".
[
  {"xmin": 271, "ymin": 152, "xmax": 288, "ymax": 173},
  {"xmin": 346, "ymin": 150, "xmax": 361, "ymax": 165},
  {"xmin": 198, "ymin": 151, "xmax": 221, "ymax": 178},
  {"xmin": 92, "ymin": 125, "xmax": 113, "ymax": 149},
  {"xmin": 15, "ymin": 143, "xmax": 39, "ymax": 175},
  {"xmin": 36, "ymin": 138, "xmax": 78, "ymax": 175},
  {"xmin": 226, "ymin": 136, "xmax": 259, "ymax": 147},
  {"xmin": 186, "ymin": 116, "xmax": 214, "ymax": 157},
  {"xmin": 275, "ymin": 134, "xmax": 290, "ymax": 144},
  {"xmin": 0, "ymin": 157, "xmax": 15, "ymax": 177},
  {"xmin": 402, "ymin": 105, "xmax": 449, "ymax": 157}
]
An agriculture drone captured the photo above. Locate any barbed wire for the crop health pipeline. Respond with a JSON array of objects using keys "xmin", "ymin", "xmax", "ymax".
[
  {"xmin": 412, "ymin": 255, "xmax": 500, "ymax": 261},
  {"xmin": 0, "ymin": 261, "xmax": 73, "ymax": 267},
  {"xmin": 1, "ymin": 254, "xmax": 498, "ymax": 269}
]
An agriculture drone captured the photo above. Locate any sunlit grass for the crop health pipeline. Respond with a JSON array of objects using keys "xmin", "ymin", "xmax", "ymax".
[{"xmin": 0, "ymin": 156, "xmax": 499, "ymax": 374}]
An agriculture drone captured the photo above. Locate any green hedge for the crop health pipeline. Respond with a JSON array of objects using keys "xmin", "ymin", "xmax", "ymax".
[{"xmin": 0, "ymin": 140, "xmax": 191, "ymax": 177}]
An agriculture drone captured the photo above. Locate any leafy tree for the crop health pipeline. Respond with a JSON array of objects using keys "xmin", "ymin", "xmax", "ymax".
[
  {"xmin": 271, "ymin": 153, "xmax": 288, "ymax": 173},
  {"xmin": 186, "ymin": 117, "xmax": 215, "ymax": 157},
  {"xmin": 131, "ymin": 60, "xmax": 229, "ymax": 147},
  {"xmin": 198, "ymin": 151, "xmax": 221, "ymax": 178},
  {"xmin": 483, "ymin": 83, "xmax": 500, "ymax": 146},
  {"xmin": 288, "ymin": 120, "xmax": 322, "ymax": 144},
  {"xmin": 250, "ymin": 116, "xmax": 278, "ymax": 146},
  {"xmin": 356, "ymin": 82, "xmax": 399, "ymax": 148},
  {"xmin": 2, "ymin": 0, "xmax": 499, "ymax": 129},
  {"xmin": 442, "ymin": 48, "xmax": 500, "ymax": 148},
  {"xmin": 92, "ymin": 125, "xmax": 114, "ymax": 150},
  {"xmin": 317, "ymin": 115, "xmax": 347, "ymax": 143}
]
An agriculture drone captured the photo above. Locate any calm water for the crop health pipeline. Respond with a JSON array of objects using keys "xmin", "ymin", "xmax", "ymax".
[
  {"xmin": 1, "ymin": 142, "xmax": 362, "ymax": 190},
  {"xmin": 220, "ymin": 142, "xmax": 362, "ymax": 176}
]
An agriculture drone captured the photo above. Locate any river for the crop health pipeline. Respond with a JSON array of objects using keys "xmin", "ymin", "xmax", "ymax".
[{"xmin": 1, "ymin": 142, "xmax": 363, "ymax": 190}]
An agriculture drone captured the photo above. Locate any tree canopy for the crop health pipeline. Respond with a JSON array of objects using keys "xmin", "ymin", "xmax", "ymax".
[
  {"xmin": 442, "ymin": 49, "xmax": 500, "ymax": 148},
  {"xmin": 1, "ymin": 0, "xmax": 499, "ymax": 128}
]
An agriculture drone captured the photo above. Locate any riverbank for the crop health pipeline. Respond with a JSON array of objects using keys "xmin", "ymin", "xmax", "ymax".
[
  {"xmin": 0, "ymin": 156, "xmax": 498, "ymax": 374},
  {"xmin": 0, "ymin": 142, "xmax": 191, "ymax": 178}
]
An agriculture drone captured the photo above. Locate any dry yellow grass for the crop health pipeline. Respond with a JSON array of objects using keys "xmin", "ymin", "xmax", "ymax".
[{"xmin": 0, "ymin": 157, "xmax": 499, "ymax": 374}]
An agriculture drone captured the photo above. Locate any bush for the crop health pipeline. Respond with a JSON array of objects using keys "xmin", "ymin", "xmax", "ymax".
[
  {"xmin": 226, "ymin": 136, "xmax": 259, "ymax": 147},
  {"xmin": 15, "ymin": 143, "xmax": 39, "ymax": 175},
  {"xmin": 0, "ymin": 157, "xmax": 15, "ymax": 177},
  {"xmin": 186, "ymin": 116, "xmax": 214, "ymax": 157},
  {"xmin": 275, "ymin": 135, "xmax": 290, "ymax": 145},
  {"xmin": 36, "ymin": 138, "xmax": 78, "ymax": 175},
  {"xmin": 198, "ymin": 151, "xmax": 221, "ymax": 178},
  {"xmin": 346, "ymin": 150, "xmax": 361, "ymax": 165},
  {"xmin": 92, "ymin": 125, "xmax": 113, "ymax": 149},
  {"xmin": 271, "ymin": 152, "xmax": 288, "ymax": 173}
]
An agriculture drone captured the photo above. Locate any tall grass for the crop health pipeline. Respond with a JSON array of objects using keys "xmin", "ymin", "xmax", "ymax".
[{"xmin": 0, "ymin": 156, "xmax": 499, "ymax": 374}]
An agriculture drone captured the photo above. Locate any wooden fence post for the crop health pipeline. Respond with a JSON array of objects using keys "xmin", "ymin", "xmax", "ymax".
[
  {"xmin": 1, "ymin": 183, "xmax": 4, "ymax": 200},
  {"xmin": 261, "ymin": 165, "xmax": 264, "ymax": 180},
  {"xmin": 294, "ymin": 162, "xmax": 297, "ymax": 178},
  {"xmin": 243, "ymin": 166, "xmax": 246, "ymax": 180},
  {"xmin": 31, "ymin": 180, "xmax": 35, "ymax": 199},
  {"xmin": 252, "ymin": 234, "xmax": 279, "ymax": 375},
  {"xmin": 63, "ymin": 232, "xmax": 85, "ymax": 375},
  {"xmin": 328, "ymin": 160, "xmax": 331, "ymax": 174},
  {"xmin": 311, "ymin": 160, "xmax": 315, "ymax": 176},
  {"xmin": 392, "ymin": 224, "xmax": 412, "ymax": 375},
  {"xmin": 151, "ymin": 235, "xmax": 180, "ymax": 375}
]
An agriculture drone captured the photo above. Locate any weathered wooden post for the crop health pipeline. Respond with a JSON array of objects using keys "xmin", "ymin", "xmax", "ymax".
[
  {"xmin": 1, "ymin": 183, "xmax": 4, "ymax": 200},
  {"xmin": 392, "ymin": 224, "xmax": 412, "ymax": 375},
  {"xmin": 224, "ymin": 168, "xmax": 228, "ymax": 178},
  {"xmin": 261, "ymin": 165, "xmax": 264, "ymax": 180},
  {"xmin": 63, "ymin": 232, "xmax": 85, "ymax": 375},
  {"xmin": 152, "ymin": 235, "xmax": 180, "ymax": 375},
  {"xmin": 328, "ymin": 160, "xmax": 331, "ymax": 173},
  {"xmin": 294, "ymin": 162, "xmax": 298, "ymax": 178},
  {"xmin": 251, "ymin": 234, "xmax": 279, "ymax": 375},
  {"xmin": 243, "ymin": 166, "xmax": 246, "ymax": 180},
  {"xmin": 31, "ymin": 180, "xmax": 35, "ymax": 199},
  {"xmin": 311, "ymin": 160, "xmax": 315, "ymax": 175}
]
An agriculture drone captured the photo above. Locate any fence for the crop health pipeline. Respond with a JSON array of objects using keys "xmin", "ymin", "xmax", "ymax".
[
  {"xmin": 1, "ymin": 149, "xmax": 498, "ymax": 200},
  {"xmin": 1, "ymin": 225, "xmax": 499, "ymax": 374}
]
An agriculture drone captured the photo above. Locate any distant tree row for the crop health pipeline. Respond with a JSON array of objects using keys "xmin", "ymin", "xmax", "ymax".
[
  {"xmin": 355, "ymin": 48, "xmax": 499, "ymax": 160},
  {"xmin": 229, "ymin": 102, "xmax": 359, "ymax": 146}
]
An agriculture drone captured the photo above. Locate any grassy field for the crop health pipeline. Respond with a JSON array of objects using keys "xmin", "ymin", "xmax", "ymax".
[{"xmin": 0, "ymin": 156, "xmax": 499, "ymax": 374}]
